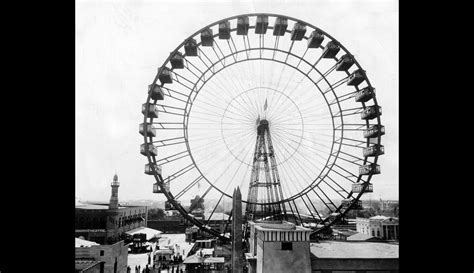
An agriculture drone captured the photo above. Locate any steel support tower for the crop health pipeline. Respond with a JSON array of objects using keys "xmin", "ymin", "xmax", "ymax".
[{"xmin": 245, "ymin": 119, "xmax": 287, "ymax": 222}]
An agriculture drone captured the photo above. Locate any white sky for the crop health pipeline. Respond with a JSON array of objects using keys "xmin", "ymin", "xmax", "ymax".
[{"xmin": 76, "ymin": 0, "xmax": 398, "ymax": 202}]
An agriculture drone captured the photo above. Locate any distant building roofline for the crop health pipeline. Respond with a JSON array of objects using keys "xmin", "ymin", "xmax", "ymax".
[{"xmin": 75, "ymin": 202, "xmax": 147, "ymax": 210}]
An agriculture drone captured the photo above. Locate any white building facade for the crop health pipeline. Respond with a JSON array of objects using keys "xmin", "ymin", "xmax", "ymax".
[{"xmin": 356, "ymin": 216, "xmax": 399, "ymax": 240}]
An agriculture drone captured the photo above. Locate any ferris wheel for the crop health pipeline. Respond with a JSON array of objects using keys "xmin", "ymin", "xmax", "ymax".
[{"xmin": 140, "ymin": 13, "xmax": 384, "ymax": 241}]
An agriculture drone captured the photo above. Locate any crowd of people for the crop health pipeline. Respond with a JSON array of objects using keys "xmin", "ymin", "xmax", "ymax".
[
  {"xmin": 127, "ymin": 264, "xmax": 184, "ymax": 273},
  {"xmin": 126, "ymin": 248, "xmax": 185, "ymax": 273}
]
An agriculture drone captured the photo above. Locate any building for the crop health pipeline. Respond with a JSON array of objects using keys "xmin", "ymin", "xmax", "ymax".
[
  {"xmin": 310, "ymin": 240, "xmax": 399, "ymax": 272},
  {"xmin": 75, "ymin": 239, "xmax": 128, "ymax": 273},
  {"xmin": 356, "ymin": 215, "xmax": 399, "ymax": 240},
  {"xmin": 245, "ymin": 221, "xmax": 313, "ymax": 273},
  {"xmin": 182, "ymin": 212, "xmax": 229, "ymax": 243},
  {"xmin": 75, "ymin": 174, "xmax": 148, "ymax": 244},
  {"xmin": 148, "ymin": 219, "xmax": 188, "ymax": 234},
  {"xmin": 185, "ymin": 225, "xmax": 200, "ymax": 242},
  {"xmin": 240, "ymin": 220, "xmax": 398, "ymax": 273},
  {"xmin": 183, "ymin": 255, "xmax": 225, "ymax": 272}
]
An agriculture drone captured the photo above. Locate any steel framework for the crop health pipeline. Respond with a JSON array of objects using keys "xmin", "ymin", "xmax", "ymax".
[{"xmin": 246, "ymin": 119, "xmax": 287, "ymax": 222}]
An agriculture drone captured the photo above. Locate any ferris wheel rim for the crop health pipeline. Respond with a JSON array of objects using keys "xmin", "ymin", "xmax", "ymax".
[
  {"xmin": 141, "ymin": 13, "xmax": 383, "ymax": 239},
  {"xmin": 149, "ymin": 13, "xmax": 375, "ymax": 89},
  {"xmin": 145, "ymin": 24, "xmax": 379, "ymax": 200}
]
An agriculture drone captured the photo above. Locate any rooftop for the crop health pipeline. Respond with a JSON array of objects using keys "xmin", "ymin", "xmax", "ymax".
[
  {"xmin": 75, "ymin": 202, "xmax": 127, "ymax": 210},
  {"xmin": 75, "ymin": 237, "xmax": 99, "ymax": 247},
  {"xmin": 199, "ymin": 248, "xmax": 214, "ymax": 256},
  {"xmin": 252, "ymin": 220, "xmax": 311, "ymax": 231},
  {"xmin": 257, "ymin": 224, "xmax": 311, "ymax": 232},
  {"xmin": 183, "ymin": 255, "xmax": 225, "ymax": 264},
  {"xmin": 347, "ymin": 233, "xmax": 382, "ymax": 241},
  {"xmin": 370, "ymin": 215, "xmax": 398, "ymax": 220},
  {"xmin": 195, "ymin": 239, "xmax": 216, "ymax": 243},
  {"xmin": 370, "ymin": 215, "xmax": 390, "ymax": 220},
  {"xmin": 310, "ymin": 241, "xmax": 398, "ymax": 259},
  {"xmin": 125, "ymin": 227, "xmax": 162, "ymax": 241},
  {"xmin": 333, "ymin": 229, "xmax": 358, "ymax": 237},
  {"xmin": 203, "ymin": 212, "xmax": 229, "ymax": 221},
  {"xmin": 155, "ymin": 249, "xmax": 173, "ymax": 254}
]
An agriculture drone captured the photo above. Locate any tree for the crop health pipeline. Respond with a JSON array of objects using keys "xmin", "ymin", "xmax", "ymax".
[
  {"xmin": 345, "ymin": 209, "xmax": 359, "ymax": 219},
  {"xmin": 189, "ymin": 195, "xmax": 205, "ymax": 212},
  {"xmin": 372, "ymin": 200, "xmax": 381, "ymax": 213},
  {"xmin": 393, "ymin": 204, "xmax": 399, "ymax": 217},
  {"xmin": 317, "ymin": 226, "xmax": 333, "ymax": 240},
  {"xmin": 148, "ymin": 208, "xmax": 166, "ymax": 220},
  {"xmin": 357, "ymin": 208, "xmax": 377, "ymax": 218}
]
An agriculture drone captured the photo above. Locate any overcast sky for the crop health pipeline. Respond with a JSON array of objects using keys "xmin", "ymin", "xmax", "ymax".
[{"xmin": 76, "ymin": 0, "xmax": 398, "ymax": 202}]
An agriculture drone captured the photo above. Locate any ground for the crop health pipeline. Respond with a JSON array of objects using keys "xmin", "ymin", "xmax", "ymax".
[{"xmin": 127, "ymin": 233, "xmax": 195, "ymax": 272}]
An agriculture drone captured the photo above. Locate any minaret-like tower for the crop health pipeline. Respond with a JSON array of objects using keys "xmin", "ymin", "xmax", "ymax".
[
  {"xmin": 109, "ymin": 174, "xmax": 119, "ymax": 210},
  {"xmin": 245, "ymin": 119, "xmax": 287, "ymax": 222}
]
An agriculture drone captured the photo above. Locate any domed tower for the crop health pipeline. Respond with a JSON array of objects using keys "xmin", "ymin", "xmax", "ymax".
[{"xmin": 109, "ymin": 173, "xmax": 119, "ymax": 210}]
